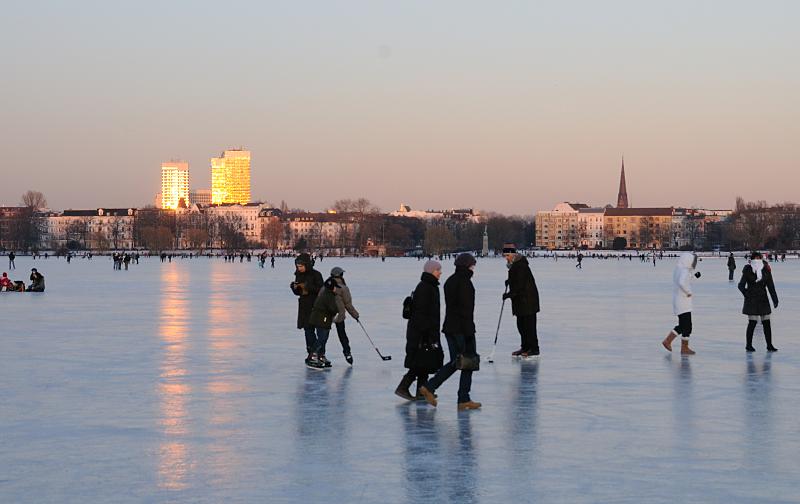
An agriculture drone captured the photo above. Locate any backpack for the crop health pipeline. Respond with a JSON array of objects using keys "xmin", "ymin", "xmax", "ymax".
[{"xmin": 402, "ymin": 291, "xmax": 415, "ymax": 319}]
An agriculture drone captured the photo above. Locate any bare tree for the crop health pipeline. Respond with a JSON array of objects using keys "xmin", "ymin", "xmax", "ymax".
[{"xmin": 21, "ymin": 190, "xmax": 47, "ymax": 210}]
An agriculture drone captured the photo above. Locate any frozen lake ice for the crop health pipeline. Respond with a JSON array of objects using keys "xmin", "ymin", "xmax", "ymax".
[{"xmin": 2, "ymin": 254, "xmax": 799, "ymax": 503}]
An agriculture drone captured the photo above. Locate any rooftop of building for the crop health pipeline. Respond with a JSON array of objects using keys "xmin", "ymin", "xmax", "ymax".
[{"xmin": 605, "ymin": 207, "xmax": 674, "ymax": 217}]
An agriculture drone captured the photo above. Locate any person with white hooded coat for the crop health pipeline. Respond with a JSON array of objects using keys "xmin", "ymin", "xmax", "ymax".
[{"xmin": 662, "ymin": 252, "xmax": 700, "ymax": 355}]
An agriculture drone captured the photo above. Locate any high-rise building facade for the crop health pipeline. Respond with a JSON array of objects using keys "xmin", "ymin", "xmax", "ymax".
[
  {"xmin": 211, "ymin": 149, "xmax": 251, "ymax": 205},
  {"xmin": 161, "ymin": 161, "xmax": 190, "ymax": 209}
]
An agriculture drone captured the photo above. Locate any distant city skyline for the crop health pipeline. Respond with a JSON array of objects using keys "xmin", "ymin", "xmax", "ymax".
[{"xmin": 2, "ymin": 1, "xmax": 798, "ymax": 214}]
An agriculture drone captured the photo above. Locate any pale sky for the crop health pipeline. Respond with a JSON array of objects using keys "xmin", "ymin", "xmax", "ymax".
[{"xmin": 2, "ymin": 1, "xmax": 798, "ymax": 214}]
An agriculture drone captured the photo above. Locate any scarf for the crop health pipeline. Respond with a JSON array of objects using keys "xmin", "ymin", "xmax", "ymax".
[{"xmin": 750, "ymin": 259, "xmax": 765, "ymax": 282}]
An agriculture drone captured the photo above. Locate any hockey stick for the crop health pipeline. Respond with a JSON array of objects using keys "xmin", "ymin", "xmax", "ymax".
[
  {"xmin": 487, "ymin": 285, "xmax": 508, "ymax": 363},
  {"xmin": 356, "ymin": 320, "xmax": 392, "ymax": 361}
]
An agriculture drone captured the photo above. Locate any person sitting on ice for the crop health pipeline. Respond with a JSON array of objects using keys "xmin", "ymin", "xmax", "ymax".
[
  {"xmin": 0, "ymin": 272, "xmax": 13, "ymax": 291},
  {"xmin": 27, "ymin": 268, "xmax": 45, "ymax": 292}
]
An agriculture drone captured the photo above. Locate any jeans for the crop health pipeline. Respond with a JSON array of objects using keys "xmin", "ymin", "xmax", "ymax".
[
  {"xmin": 516, "ymin": 314, "xmax": 539, "ymax": 353},
  {"xmin": 426, "ymin": 333, "xmax": 475, "ymax": 404},
  {"xmin": 304, "ymin": 327, "xmax": 317, "ymax": 354},
  {"xmin": 335, "ymin": 321, "xmax": 351, "ymax": 356},
  {"xmin": 315, "ymin": 327, "xmax": 331, "ymax": 356}
]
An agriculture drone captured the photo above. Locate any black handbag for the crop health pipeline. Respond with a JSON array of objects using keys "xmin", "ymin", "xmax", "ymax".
[
  {"xmin": 417, "ymin": 342, "xmax": 444, "ymax": 373},
  {"xmin": 456, "ymin": 353, "xmax": 480, "ymax": 371}
]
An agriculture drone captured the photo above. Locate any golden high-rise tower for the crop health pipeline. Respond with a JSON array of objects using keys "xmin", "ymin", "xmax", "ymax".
[
  {"xmin": 211, "ymin": 149, "xmax": 251, "ymax": 205},
  {"xmin": 161, "ymin": 161, "xmax": 190, "ymax": 209}
]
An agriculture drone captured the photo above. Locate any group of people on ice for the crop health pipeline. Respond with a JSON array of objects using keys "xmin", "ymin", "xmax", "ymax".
[
  {"xmin": 290, "ymin": 243, "xmax": 541, "ymax": 411},
  {"xmin": 0, "ymin": 268, "xmax": 45, "ymax": 292},
  {"xmin": 663, "ymin": 251, "xmax": 780, "ymax": 355}
]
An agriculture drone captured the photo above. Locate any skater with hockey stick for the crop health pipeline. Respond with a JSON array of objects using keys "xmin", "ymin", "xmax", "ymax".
[{"xmin": 502, "ymin": 243, "xmax": 540, "ymax": 358}]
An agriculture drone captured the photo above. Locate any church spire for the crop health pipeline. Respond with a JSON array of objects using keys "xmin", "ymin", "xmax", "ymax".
[{"xmin": 617, "ymin": 156, "xmax": 629, "ymax": 208}]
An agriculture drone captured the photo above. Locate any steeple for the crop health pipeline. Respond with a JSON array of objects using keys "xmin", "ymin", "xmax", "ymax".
[{"xmin": 616, "ymin": 156, "xmax": 629, "ymax": 208}]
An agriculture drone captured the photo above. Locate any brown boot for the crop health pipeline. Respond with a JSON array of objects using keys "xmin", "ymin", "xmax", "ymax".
[
  {"xmin": 662, "ymin": 331, "xmax": 678, "ymax": 352},
  {"xmin": 457, "ymin": 401, "xmax": 482, "ymax": 411},
  {"xmin": 680, "ymin": 339, "xmax": 695, "ymax": 355},
  {"xmin": 418, "ymin": 386, "xmax": 438, "ymax": 407},
  {"xmin": 394, "ymin": 374, "xmax": 415, "ymax": 401}
]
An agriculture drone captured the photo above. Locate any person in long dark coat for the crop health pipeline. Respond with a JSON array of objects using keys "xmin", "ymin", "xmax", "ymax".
[
  {"xmin": 503, "ymin": 243, "xmax": 541, "ymax": 357},
  {"xmin": 727, "ymin": 252, "xmax": 737, "ymax": 281},
  {"xmin": 395, "ymin": 260, "xmax": 442, "ymax": 401},
  {"xmin": 290, "ymin": 253, "xmax": 324, "ymax": 364},
  {"xmin": 419, "ymin": 253, "xmax": 481, "ymax": 411},
  {"xmin": 738, "ymin": 252, "xmax": 779, "ymax": 352}
]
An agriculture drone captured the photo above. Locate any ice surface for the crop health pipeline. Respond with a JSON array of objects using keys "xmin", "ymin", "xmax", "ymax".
[{"xmin": 2, "ymin": 255, "xmax": 799, "ymax": 503}]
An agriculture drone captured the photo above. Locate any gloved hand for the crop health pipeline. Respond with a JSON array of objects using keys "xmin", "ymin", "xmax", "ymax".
[
  {"xmin": 502, "ymin": 293, "xmax": 511, "ymax": 300},
  {"xmin": 694, "ymin": 272, "xmax": 702, "ymax": 278},
  {"xmin": 774, "ymin": 300, "xmax": 779, "ymax": 309}
]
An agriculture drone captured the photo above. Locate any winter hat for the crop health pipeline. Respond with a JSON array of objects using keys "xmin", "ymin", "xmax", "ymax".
[
  {"xmin": 423, "ymin": 260, "xmax": 442, "ymax": 274},
  {"xmin": 454, "ymin": 253, "xmax": 477, "ymax": 268},
  {"xmin": 502, "ymin": 243, "xmax": 517, "ymax": 254},
  {"xmin": 2, "ymin": 272, "xmax": 7, "ymax": 278},
  {"xmin": 330, "ymin": 267, "xmax": 345, "ymax": 278},
  {"xmin": 31, "ymin": 268, "xmax": 37, "ymax": 273},
  {"xmin": 295, "ymin": 253, "xmax": 311, "ymax": 267}
]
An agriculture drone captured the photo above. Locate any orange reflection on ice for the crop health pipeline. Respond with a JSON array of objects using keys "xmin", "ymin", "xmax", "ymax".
[{"xmin": 157, "ymin": 266, "xmax": 193, "ymax": 491}]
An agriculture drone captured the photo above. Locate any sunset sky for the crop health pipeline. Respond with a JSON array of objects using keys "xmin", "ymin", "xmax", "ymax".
[{"xmin": 2, "ymin": 1, "xmax": 798, "ymax": 214}]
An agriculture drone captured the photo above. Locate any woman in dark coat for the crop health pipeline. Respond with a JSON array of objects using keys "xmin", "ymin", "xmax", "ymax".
[
  {"xmin": 395, "ymin": 260, "xmax": 442, "ymax": 401},
  {"xmin": 738, "ymin": 252, "xmax": 779, "ymax": 352}
]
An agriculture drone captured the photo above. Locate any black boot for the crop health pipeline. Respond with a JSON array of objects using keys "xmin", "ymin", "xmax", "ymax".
[
  {"xmin": 764, "ymin": 320, "xmax": 778, "ymax": 352},
  {"xmin": 394, "ymin": 372, "xmax": 415, "ymax": 401},
  {"xmin": 746, "ymin": 320, "xmax": 757, "ymax": 352}
]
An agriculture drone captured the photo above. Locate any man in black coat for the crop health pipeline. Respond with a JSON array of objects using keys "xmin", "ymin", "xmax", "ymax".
[
  {"xmin": 727, "ymin": 252, "xmax": 736, "ymax": 281},
  {"xmin": 502, "ymin": 243, "xmax": 541, "ymax": 357},
  {"xmin": 290, "ymin": 253, "xmax": 324, "ymax": 364},
  {"xmin": 395, "ymin": 260, "xmax": 442, "ymax": 401},
  {"xmin": 419, "ymin": 253, "xmax": 481, "ymax": 411}
]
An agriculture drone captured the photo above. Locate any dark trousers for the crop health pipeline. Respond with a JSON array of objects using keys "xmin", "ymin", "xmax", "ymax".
[
  {"xmin": 729, "ymin": 269, "xmax": 735, "ymax": 281},
  {"xmin": 402, "ymin": 368, "xmax": 429, "ymax": 393},
  {"xmin": 517, "ymin": 314, "xmax": 539, "ymax": 353},
  {"xmin": 674, "ymin": 312, "xmax": 692, "ymax": 338},
  {"xmin": 335, "ymin": 321, "xmax": 351, "ymax": 356},
  {"xmin": 304, "ymin": 327, "xmax": 316, "ymax": 354},
  {"xmin": 426, "ymin": 333, "xmax": 474, "ymax": 404}
]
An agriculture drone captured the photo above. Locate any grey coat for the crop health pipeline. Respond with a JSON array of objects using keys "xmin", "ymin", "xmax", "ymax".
[{"xmin": 333, "ymin": 277, "xmax": 359, "ymax": 323}]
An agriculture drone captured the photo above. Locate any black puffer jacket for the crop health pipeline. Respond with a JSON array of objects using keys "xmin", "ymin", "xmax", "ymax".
[
  {"xmin": 404, "ymin": 272, "xmax": 441, "ymax": 369},
  {"xmin": 506, "ymin": 255, "xmax": 540, "ymax": 317},
  {"xmin": 442, "ymin": 266, "xmax": 475, "ymax": 336},
  {"xmin": 291, "ymin": 253, "xmax": 323, "ymax": 329},
  {"xmin": 738, "ymin": 262, "xmax": 778, "ymax": 316},
  {"xmin": 309, "ymin": 282, "xmax": 343, "ymax": 330}
]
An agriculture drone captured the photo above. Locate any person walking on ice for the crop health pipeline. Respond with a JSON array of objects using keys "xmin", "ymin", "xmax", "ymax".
[
  {"xmin": 662, "ymin": 252, "xmax": 700, "ymax": 355},
  {"xmin": 419, "ymin": 253, "xmax": 482, "ymax": 411},
  {"xmin": 738, "ymin": 252, "xmax": 779, "ymax": 352}
]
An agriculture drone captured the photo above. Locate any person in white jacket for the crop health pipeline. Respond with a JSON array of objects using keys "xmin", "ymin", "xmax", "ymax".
[{"xmin": 662, "ymin": 252, "xmax": 700, "ymax": 355}]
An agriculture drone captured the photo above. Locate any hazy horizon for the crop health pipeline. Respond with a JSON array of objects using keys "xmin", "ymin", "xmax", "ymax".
[{"xmin": 2, "ymin": 1, "xmax": 798, "ymax": 214}]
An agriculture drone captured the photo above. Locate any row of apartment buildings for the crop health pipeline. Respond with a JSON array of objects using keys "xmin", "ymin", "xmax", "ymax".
[
  {"xmin": 535, "ymin": 202, "xmax": 732, "ymax": 250},
  {"xmin": 1, "ymin": 203, "xmax": 481, "ymax": 252}
]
